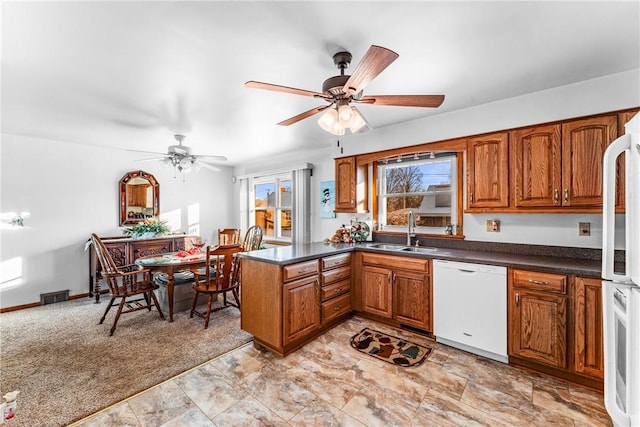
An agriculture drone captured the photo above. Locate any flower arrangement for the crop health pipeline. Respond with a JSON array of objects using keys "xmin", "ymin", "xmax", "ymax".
[
  {"xmin": 324, "ymin": 221, "xmax": 370, "ymax": 244},
  {"xmin": 123, "ymin": 218, "xmax": 171, "ymax": 237}
]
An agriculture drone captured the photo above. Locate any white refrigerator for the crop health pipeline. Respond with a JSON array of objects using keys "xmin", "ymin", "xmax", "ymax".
[{"xmin": 602, "ymin": 112, "xmax": 639, "ymax": 427}]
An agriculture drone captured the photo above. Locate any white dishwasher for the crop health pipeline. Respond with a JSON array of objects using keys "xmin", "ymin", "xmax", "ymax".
[{"xmin": 433, "ymin": 259, "xmax": 508, "ymax": 363}]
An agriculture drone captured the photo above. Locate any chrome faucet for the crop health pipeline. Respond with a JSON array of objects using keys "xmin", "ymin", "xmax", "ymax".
[{"xmin": 407, "ymin": 211, "xmax": 416, "ymax": 246}]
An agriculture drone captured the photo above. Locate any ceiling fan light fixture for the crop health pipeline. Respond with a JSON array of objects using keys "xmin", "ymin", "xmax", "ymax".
[
  {"xmin": 318, "ymin": 108, "xmax": 338, "ymax": 133},
  {"xmin": 347, "ymin": 107, "xmax": 366, "ymax": 133},
  {"xmin": 338, "ymin": 103, "xmax": 352, "ymax": 121}
]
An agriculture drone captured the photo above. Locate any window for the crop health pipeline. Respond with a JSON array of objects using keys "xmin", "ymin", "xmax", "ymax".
[
  {"xmin": 253, "ymin": 175, "xmax": 292, "ymax": 241},
  {"xmin": 378, "ymin": 153, "xmax": 458, "ymax": 235}
]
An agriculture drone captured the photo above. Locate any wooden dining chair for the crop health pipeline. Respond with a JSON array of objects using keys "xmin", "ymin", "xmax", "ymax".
[
  {"xmin": 90, "ymin": 233, "xmax": 164, "ymax": 335},
  {"xmin": 217, "ymin": 228, "xmax": 241, "ymax": 246},
  {"xmin": 188, "ymin": 244, "xmax": 243, "ymax": 329},
  {"xmin": 241, "ymin": 225, "xmax": 263, "ymax": 252},
  {"xmin": 229, "ymin": 225, "xmax": 264, "ymax": 304}
]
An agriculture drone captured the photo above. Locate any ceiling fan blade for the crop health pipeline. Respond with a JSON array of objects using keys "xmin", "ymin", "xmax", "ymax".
[
  {"xmin": 194, "ymin": 155, "xmax": 228, "ymax": 162},
  {"xmin": 358, "ymin": 94, "xmax": 445, "ymax": 108},
  {"xmin": 126, "ymin": 149, "xmax": 167, "ymax": 155},
  {"xmin": 343, "ymin": 45, "xmax": 399, "ymax": 96},
  {"xmin": 245, "ymin": 81, "xmax": 328, "ymax": 99},
  {"xmin": 194, "ymin": 160, "xmax": 221, "ymax": 172},
  {"xmin": 133, "ymin": 156, "xmax": 168, "ymax": 162},
  {"xmin": 277, "ymin": 105, "xmax": 332, "ymax": 126}
]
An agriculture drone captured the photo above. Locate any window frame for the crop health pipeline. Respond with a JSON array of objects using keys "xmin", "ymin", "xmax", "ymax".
[
  {"xmin": 251, "ymin": 173, "xmax": 292, "ymax": 242},
  {"xmin": 377, "ymin": 153, "xmax": 458, "ymax": 235}
]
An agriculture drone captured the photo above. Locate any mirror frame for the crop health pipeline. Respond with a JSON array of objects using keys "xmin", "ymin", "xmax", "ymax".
[{"xmin": 119, "ymin": 170, "xmax": 159, "ymax": 226}]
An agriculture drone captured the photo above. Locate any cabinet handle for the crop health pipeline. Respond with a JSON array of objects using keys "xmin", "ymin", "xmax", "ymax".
[
  {"xmin": 392, "ymin": 272, "xmax": 396, "ymax": 283},
  {"xmin": 298, "ymin": 268, "xmax": 309, "ymax": 273},
  {"xmin": 553, "ymin": 189, "xmax": 559, "ymax": 204},
  {"xmin": 388, "ymin": 271, "xmax": 392, "ymax": 283},
  {"xmin": 515, "ymin": 293, "xmax": 520, "ymax": 306},
  {"xmin": 564, "ymin": 188, "xmax": 569, "ymax": 203},
  {"xmin": 334, "ymin": 287, "xmax": 343, "ymax": 293},
  {"xmin": 469, "ymin": 192, "xmax": 474, "ymax": 203},
  {"xmin": 333, "ymin": 260, "xmax": 341, "ymax": 265},
  {"xmin": 527, "ymin": 279, "xmax": 550, "ymax": 286},
  {"xmin": 334, "ymin": 305, "xmax": 343, "ymax": 311}
]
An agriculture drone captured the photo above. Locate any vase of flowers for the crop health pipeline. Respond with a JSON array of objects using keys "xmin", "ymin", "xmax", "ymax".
[{"xmin": 123, "ymin": 218, "xmax": 172, "ymax": 239}]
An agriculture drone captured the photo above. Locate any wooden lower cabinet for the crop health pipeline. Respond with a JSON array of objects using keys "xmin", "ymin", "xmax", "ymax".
[
  {"xmin": 509, "ymin": 288, "xmax": 568, "ymax": 369},
  {"xmin": 358, "ymin": 253, "xmax": 432, "ymax": 332},
  {"xmin": 574, "ymin": 277, "xmax": 604, "ymax": 380},
  {"xmin": 508, "ymin": 269, "xmax": 604, "ymax": 390},
  {"xmin": 283, "ymin": 276, "xmax": 320, "ymax": 345},
  {"xmin": 241, "ymin": 252, "xmax": 352, "ymax": 356},
  {"xmin": 361, "ymin": 266, "xmax": 393, "ymax": 318},
  {"xmin": 393, "ymin": 269, "xmax": 431, "ymax": 330}
]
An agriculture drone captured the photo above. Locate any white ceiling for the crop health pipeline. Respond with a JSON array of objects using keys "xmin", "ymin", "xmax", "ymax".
[{"xmin": 2, "ymin": 1, "xmax": 639, "ymax": 166}]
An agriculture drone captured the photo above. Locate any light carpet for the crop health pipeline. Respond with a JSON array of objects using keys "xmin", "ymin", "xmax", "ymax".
[{"xmin": 0, "ymin": 297, "xmax": 252, "ymax": 427}]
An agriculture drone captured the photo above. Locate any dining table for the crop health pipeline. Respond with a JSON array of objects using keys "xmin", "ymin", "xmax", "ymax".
[{"xmin": 135, "ymin": 250, "xmax": 209, "ymax": 322}]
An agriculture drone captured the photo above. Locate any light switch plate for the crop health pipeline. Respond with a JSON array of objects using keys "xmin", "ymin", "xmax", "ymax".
[{"xmin": 579, "ymin": 222, "xmax": 591, "ymax": 236}]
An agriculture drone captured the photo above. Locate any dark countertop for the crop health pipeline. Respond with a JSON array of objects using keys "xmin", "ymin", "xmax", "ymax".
[{"xmin": 239, "ymin": 241, "xmax": 604, "ymax": 278}]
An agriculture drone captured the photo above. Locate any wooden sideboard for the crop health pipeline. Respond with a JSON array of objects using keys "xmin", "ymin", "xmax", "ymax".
[{"xmin": 88, "ymin": 234, "xmax": 194, "ymax": 302}]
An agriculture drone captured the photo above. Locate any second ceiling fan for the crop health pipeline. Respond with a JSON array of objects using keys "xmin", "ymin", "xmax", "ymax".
[{"xmin": 245, "ymin": 45, "xmax": 445, "ymax": 136}]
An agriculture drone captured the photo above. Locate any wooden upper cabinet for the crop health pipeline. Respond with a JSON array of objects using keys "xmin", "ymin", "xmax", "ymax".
[
  {"xmin": 334, "ymin": 156, "xmax": 368, "ymax": 213},
  {"xmin": 615, "ymin": 109, "xmax": 640, "ymax": 211},
  {"xmin": 561, "ymin": 115, "xmax": 617, "ymax": 207},
  {"xmin": 466, "ymin": 132, "xmax": 509, "ymax": 209},
  {"xmin": 511, "ymin": 125, "xmax": 562, "ymax": 207}
]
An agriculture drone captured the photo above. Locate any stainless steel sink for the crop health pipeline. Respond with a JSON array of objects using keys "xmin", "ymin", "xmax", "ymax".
[
  {"xmin": 400, "ymin": 246, "xmax": 440, "ymax": 253},
  {"xmin": 366, "ymin": 243, "xmax": 406, "ymax": 250}
]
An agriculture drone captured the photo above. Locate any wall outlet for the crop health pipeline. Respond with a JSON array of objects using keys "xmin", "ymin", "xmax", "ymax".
[
  {"xmin": 578, "ymin": 222, "xmax": 591, "ymax": 236},
  {"xmin": 486, "ymin": 219, "xmax": 500, "ymax": 232}
]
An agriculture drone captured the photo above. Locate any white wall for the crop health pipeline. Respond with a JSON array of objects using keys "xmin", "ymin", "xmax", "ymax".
[
  {"xmin": 234, "ymin": 69, "xmax": 639, "ymax": 248},
  {"xmin": 0, "ymin": 134, "xmax": 234, "ymax": 308}
]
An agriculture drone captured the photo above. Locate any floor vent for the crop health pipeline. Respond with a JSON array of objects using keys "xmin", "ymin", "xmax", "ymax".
[{"xmin": 40, "ymin": 290, "xmax": 69, "ymax": 305}]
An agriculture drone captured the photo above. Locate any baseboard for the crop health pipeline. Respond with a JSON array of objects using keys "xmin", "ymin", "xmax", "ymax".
[{"xmin": 0, "ymin": 293, "xmax": 90, "ymax": 313}]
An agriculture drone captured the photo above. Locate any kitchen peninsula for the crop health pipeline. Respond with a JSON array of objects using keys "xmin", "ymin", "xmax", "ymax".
[{"xmin": 240, "ymin": 241, "xmax": 606, "ymax": 390}]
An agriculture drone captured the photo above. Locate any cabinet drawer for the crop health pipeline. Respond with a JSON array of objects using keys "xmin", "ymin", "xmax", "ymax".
[
  {"xmin": 283, "ymin": 260, "xmax": 319, "ymax": 282},
  {"xmin": 321, "ymin": 266, "xmax": 351, "ymax": 286},
  {"xmin": 322, "ymin": 292, "xmax": 352, "ymax": 324},
  {"xmin": 321, "ymin": 279, "xmax": 351, "ymax": 302},
  {"xmin": 361, "ymin": 253, "xmax": 429, "ymax": 272},
  {"xmin": 322, "ymin": 253, "xmax": 352, "ymax": 270},
  {"xmin": 512, "ymin": 269, "xmax": 567, "ymax": 294}
]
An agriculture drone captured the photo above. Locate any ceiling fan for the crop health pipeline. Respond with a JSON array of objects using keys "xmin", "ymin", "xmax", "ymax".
[
  {"xmin": 245, "ymin": 45, "xmax": 445, "ymax": 136},
  {"xmin": 128, "ymin": 134, "xmax": 227, "ymax": 175}
]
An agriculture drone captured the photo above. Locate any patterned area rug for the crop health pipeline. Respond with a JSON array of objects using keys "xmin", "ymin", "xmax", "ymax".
[{"xmin": 350, "ymin": 327, "xmax": 432, "ymax": 367}]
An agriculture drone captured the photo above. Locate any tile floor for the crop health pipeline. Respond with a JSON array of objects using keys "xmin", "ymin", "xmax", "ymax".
[{"xmin": 74, "ymin": 316, "xmax": 612, "ymax": 426}]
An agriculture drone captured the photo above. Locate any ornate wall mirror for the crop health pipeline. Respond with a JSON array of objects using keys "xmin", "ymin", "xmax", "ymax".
[{"xmin": 119, "ymin": 170, "xmax": 159, "ymax": 226}]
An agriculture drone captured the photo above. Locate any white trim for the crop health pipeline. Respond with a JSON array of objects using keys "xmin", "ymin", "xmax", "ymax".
[{"xmin": 234, "ymin": 163, "xmax": 313, "ymax": 180}]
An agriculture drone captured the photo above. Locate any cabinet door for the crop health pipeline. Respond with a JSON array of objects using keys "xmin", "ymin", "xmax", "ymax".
[
  {"xmin": 511, "ymin": 125, "xmax": 562, "ymax": 207},
  {"xmin": 335, "ymin": 156, "xmax": 357, "ymax": 211},
  {"xmin": 561, "ymin": 115, "xmax": 617, "ymax": 207},
  {"xmin": 509, "ymin": 289, "xmax": 567, "ymax": 368},
  {"xmin": 574, "ymin": 277, "xmax": 604, "ymax": 379},
  {"xmin": 283, "ymin": 276, "xmax": 320, "ymax": 345},
  {"xmin": 361, "ymin": 265, "xmax": 393, "ymax": 319},
  {"xmin": 467, "ymin": 132, "xmax": 509, "ymax": 208},
  {"xmin": 393, "ymin": 270, "xmax": 431, "ymax": 330}
]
